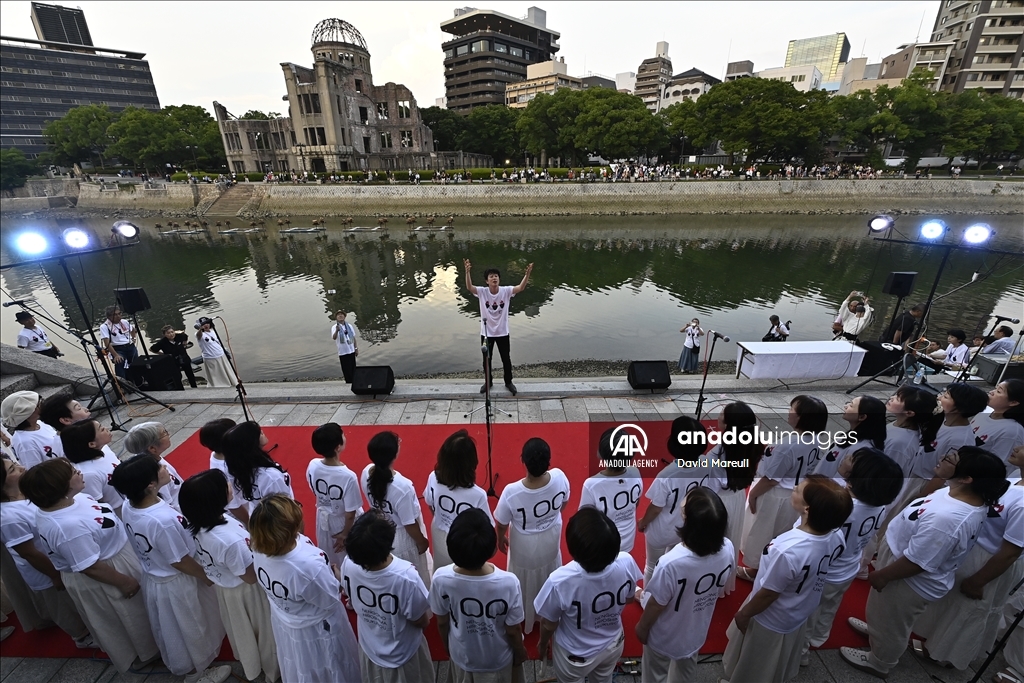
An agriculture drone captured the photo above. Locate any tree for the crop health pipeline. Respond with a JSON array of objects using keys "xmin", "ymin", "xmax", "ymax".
[
  {"xmin": 1, "ymin": 148, "xmax": 38, "ymax": 192},
  {"xmin": 884, "ymin": 70, "xmax": 947, "ymax": 170},
  {"xmin": 941, "ymin": 89, "xmax": 1024, "ymax": 168},
  {"xmin": 516, "ymin": 89, "xmax": 590, "ymax": 165},
  {"xmin": 42, "ymin": 104, "xmax": 116, "ymax": 167},
  {"xmin": 164, "ymin": 104, "xmax": 226, "ymax": 170},
  {"xmin": 420, "ymin": 106, "xmax": 465, "ymax": 151},
  {"xmin": 240, "ymin": 110, "xmax": 281, "ymax": 120},
  {"xmin": 457, "ymin": 105, "xmax": 522, "ymax": 163},
  {"xmin": 832, "ymin": 91, "xmax": 902, "ymax": 167},
  {"xmin": 658, "ymin": 99, "xmax": 698, "ymax": 160},
  {"xmin": 105, "ymin": 106, "xmax": 172, "ymax": 172},
  {"xmin": 571, "ymin": 88, "xmax": 667, "ymax": 160}
]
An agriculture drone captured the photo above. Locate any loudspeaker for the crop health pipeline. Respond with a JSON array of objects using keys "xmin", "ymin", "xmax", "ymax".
[
  {"xmin": 351, "ymin": 366, "xmax": 395, "ymax": 395},
  {"xmin": 627, "ymin": 361, "xmax": 672, "ymax": 390},
  {"xmin": 882, "ymin": 272, "xmax": 917, "ymax": 298},
  {"xmin": 856, "ymin": 341, "xmax": 904, "ymax": 376},
  {"xmin": 127, "ymin": 354, "xmax": 183, "ymax": 391},
  {"xmin": 114, "ymin": 287, "xmax": 151, "ymax": 314}
]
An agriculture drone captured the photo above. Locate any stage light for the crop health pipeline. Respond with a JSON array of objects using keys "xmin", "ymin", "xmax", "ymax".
[
  {"xmin": 963, "ymin": 223, "xmax": 992, "ymax": 244},
  {"xmin": 867, "ymin": 215, "xmax": 894, "ymax": 232},
  {"xmin": 14, "ymin": 232, "xmax": 48, "ymax": 256},
  {"xmin": 61, "ymin": 228, "xmax": 91, "ymax": 250},
  {"xmin": 111, "ymin": 221, "xmax": 139, "ymax": 240},
  {"xmin": 920, "ymin": 220, "xmax": 947, "ymax": 240}
]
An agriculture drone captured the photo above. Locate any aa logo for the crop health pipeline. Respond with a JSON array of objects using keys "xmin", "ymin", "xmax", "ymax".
[{"xmin": 609, "ymin": 424, "xmax": 648, "ymax": 460}]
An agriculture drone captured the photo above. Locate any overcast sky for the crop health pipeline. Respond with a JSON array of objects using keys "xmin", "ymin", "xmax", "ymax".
[{"xmin": 0, "ymin": 1, "xmax": 939, "ymax": 115}]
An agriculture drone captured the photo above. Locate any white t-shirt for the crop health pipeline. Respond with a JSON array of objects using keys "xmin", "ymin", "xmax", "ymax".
[
  {"xmin": 17, "ymin": 325, "xmax": 53, "ymax": 352},
  {"xmin": 233, "ymin": 466, "xmax": 294, "ymax": 513},
  {"xmin": 534, "ymin": 552, "xmax": 641, "ymax": 658},
  {"xmin": 341, "ymin": 555, "xmax": 429, "ymax": 668},
  {"xmin": 644, "ymin": 540, "xmax": 734, "ymax": 660},
  {"xmin": 254, "ymin": 535, "xmax": 340, "ymax": 628},
  {"xmin": 11, "ymin": 423, "xmax": 58, "ymax": 468},
  {"xmin": 885, "ymin": 488, "xmax": 986, "ymax": 600},
  {"xmin": 827, "ymin": 498, "xmax": 886, "ymax": 583},
  {"xmin": 195, "ymin": 516, "xmax": 253, "ymax": 589},
  {"xmin": 361, "ymin": 464, "xmax": 420, "ymax": 527},
  {"xmin": 428, "ymin": 565, "xmax": 525, "ymax": 672},
  {"xmin": 0, "ymin": 499, "xmax": 55, "ymax": 590},
  {"xmin": 885, "ymin": 426, "xmax": 921, "ymax": 478},
  {"xmin": 121, "ymin": 499, "xmax": 195, "ymax": 578},
  {"xmin": 759, "ymin": 439, "xmax": 823, "ymax": 489},
  {"xmin": 423, "ymin": 472, "xmax": 493, "ymax": 533},
  {"xmin": 209, "ymin": 453, "xmax": 228, "ymax": 474},
  {"xmin": 976, "ymin": 480, "xmax": 1023, "ymax": 555},
  {"xmin": 99, "ymin": 319, "xmax": 133, "ymax": 345},
  {"xmin": 971, "ymin": 415, "xmax": 1024, "ymax": 464},
  {"xmin": 306, "ymin": 459, "xmax": 363, "ymax": 537},
  {"xmin": 813, "ymin": 440, "xmax": 866, "ymax": 480},
  {"xmin": 333, "ymin": 322, "xmax": 356, "ymax": 356},
  {"xmin": 158, "ymin": 457, "xmax": 184, "ymax": 511},
  {"xmin": 36, "ymin": 494, "xmax": 126, "ymax": 573},
  {"xmin": 943, "ymin": 343, "xmax": 970, "ymax": 367},
  {"xmin": 643, "ymin": 460, "xmax": 728, "ymax": 549},
  {"xmin": 196, "ymin": 330, "xmax": 225, "ymax": 359},
  {"xmin": 474, "ymin": 285, "xmax": 515, "ymax": 338},
  {"xmin": 683, "ymin": 326, "xmax": 701, "ymax": 349},
  {"xmin": 579, "ymin": 468, "xmax": 643, "ymax": 551},
  {"xmin": 494, "ymin": 469, "xmax": 571, "ymax": 534},
  {"xmin": 76, "ymin": 448, "xmax": 125, "ymax": 510},
  {"xmin": 912, "ymin": 423, "xmax": 976, "ymax": 480},
  {"xmin": 750, "ymin": 527, "xmax": 843, "ymax": 634}
]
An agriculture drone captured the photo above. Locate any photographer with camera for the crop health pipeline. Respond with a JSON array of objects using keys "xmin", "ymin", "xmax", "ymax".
[
  {"xmin": 99, "ymin": 306, "xmax": 137, "ymax": 378},
  {"xmin": 195, "ymin": 318, "xmax": 237, "ymax": 388},
  {"xmin": 150, "ymin": 325, "xmax": 198, "ymax": 388},
  {"xmin": 835, "ymin": 290, "xmax": 873, "ymax": 342}
]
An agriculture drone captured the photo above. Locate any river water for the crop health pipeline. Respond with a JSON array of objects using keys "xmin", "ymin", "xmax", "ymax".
[{"xmin": 2, "ymin": 214, "xmax": 1021, "ymax": 381}]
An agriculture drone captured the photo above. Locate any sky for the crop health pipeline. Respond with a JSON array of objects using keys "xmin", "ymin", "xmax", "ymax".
[{"xmin": 0, "ymin": 1, "xmax": 940, "ymax": 116}]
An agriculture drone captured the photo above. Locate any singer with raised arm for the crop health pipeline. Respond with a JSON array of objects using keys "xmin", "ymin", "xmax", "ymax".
[{"xmin": 464, "ymin": 259, "xmax": 533, "ymax": 396}]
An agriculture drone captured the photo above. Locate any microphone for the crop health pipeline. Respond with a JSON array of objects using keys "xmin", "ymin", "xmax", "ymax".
[
  {"xmin": 994, "ymin": 316, "xmax": 1021, "ymax": 324},
  {"xmin": 710, "ymin": 330, "xmax": 731, "ymax": 342},
  {"xmin": 2, "ymin": 300, "xmax": 27, "ymax": 308},
  {"xmin": 481, "ymin": 344, "xmax": 490, "ymax": 356}
]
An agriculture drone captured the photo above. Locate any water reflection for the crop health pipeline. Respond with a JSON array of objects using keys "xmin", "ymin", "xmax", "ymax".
[{"xmin": 2, "ymin": 214, "xmax": 1021, "ymax": 381}]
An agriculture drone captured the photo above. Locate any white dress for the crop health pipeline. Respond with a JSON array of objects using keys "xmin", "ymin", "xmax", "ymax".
[{"xmin": 361, "ymin": 464, "xmax": 432, "ymax": 588}]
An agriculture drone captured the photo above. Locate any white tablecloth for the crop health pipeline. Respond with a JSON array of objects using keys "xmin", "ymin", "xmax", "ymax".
[{"xmin": 735, "ymin": 341, "xmax": 867, "ymax": 379}]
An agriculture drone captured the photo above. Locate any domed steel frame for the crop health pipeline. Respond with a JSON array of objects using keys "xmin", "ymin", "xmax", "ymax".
[{"xmin": 311, "ymin": 18, "xmax": 367, "ymax": 50}]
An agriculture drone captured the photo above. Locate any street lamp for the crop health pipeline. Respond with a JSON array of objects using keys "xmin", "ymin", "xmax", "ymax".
[{"xmin": 185, "ymin": 145, "xmax": 199, "ymax": 171}]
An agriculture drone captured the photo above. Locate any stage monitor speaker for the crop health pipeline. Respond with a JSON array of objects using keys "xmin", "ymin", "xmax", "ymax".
[
  {"xmin": 351, "ymin": 366, "xmax": 395, "ymax": 395},
  {"xmin": 627, "ymin": 361, "xmax": 672, "ymax": 390},
  {"xmin": 856, "ymin": 341, "xmax": 904, "ymax": 376},
  {"xmin": 114, "ymin": 287, "xmax": 151, "ymax": 314},
  {"xmin": 882, "ymin": 272, "xmax": 917, "ymax": 298},
  {"xmin": 127, "ymin": 354, "xmax": 182, "ymax": 391}
]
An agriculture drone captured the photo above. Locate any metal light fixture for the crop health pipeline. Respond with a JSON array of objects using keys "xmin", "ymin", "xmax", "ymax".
[
  {"xmin": 867, "ymin": 215, "xmax": 894, "ymax": 232},
  {"xmin": 112, "ymin": 221, "xmax": 140, "ymax": 241},
  {"xmin": 919, "ymin": 220, "xmax": 947, "ymax": 240},
  {"xmin": 14, "ymin": 232, "xmax": 48, "ymax": 256},
  {"xmin": 962, "ymin": 223, "xmax": 992, "ymax": 245},
  {"xmin": 61, "ymin": 228, "xmax": 91, "ymax": 249}
]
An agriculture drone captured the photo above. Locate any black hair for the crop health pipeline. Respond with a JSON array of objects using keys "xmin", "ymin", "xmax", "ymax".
[
  {"xmin": 566, "ymin": 506, "xmax": 620, "ymax": 573},
  {"xmin": 521, "ymin": 438, "xmax": 551, "ymax": 478},
  {"xmin": 447, "ymin": 508, "xmax": 496, "ymax": 570},
  {"xmin": 894, "ymin": 385, "xmax": 938, "ymax": 440},
  {"xmin": 953, "ymin": 447, "xmax": 1009, "ymax": 506},
  {"xmin": 847, "ymin": 396, "xmax": 887, "ymax": 451},
  {"xmin": 921, "ymin": 384, "xmax": 990, "ymax": 451},
  {"xmin": 720, "ymin": 402, "xmax": 762, "ymax": 491},
  {"xmin": 60, "ymin": 420, "xmax": 104, "ymax": 464},
  {"xmin": 677, "ymin": 487, "xmax": 727, "ymax": 557},
  {"xmin": 598, "ymin": 427, "xmax": 628, "ymax": 470},
  {"xmin": 435, "ymin": 429, "xmax": 478, "ymax": 489},
  {"xmin": 0, "ymin": 457, "xmax": 13, "ymax": 502},
  {"xmin": 38, "ymin": 392, "xmax": 76, "ymax": 432},
  {"xmin": 110, "ymin": 454, "xmax": 161, "ymax": 506},
  {"xmin": 999, "ymin": 379, "xmax": 1024, "ymax": 427},
  {"xmin": 482, "ymin": 268, "xmax": 500, "ymax": 279},
  {"xmin": 311, "ymin": 423, "xmax": 345, "ymax": 458},
  {"xmin": 179, "ymin": 469, "xmax": 230, "ymax": 534},
  {"xmin": 366, "ymin": 431, "xmax": 399, "ymax": 510},
  {"xmin": 947, "ymin": 328, "xmax": 967, "ymax": 343},
  {"xmin": 346, "ymin": 509, "xmax": 395, "ymax": 569},
  {"xmin": 667, "ymin": 416, "xmax": 706, "ymax": 460},
  {"xmin": 802, "ymin": 474, "xmax": 854, "ymax": 533},
  {"xmin": 198, "ymin": 418, "xmax": 236, "ymax": 453},
  {"xmin": 910, "ymin": 303, "xmax": 926, "ymax": 313},
  {"xmin": 791, "ymin": 395, "xmax": 829, "ymax": 434},
  {"xmin": 847, "ymin": 448, "xmax": 904, "ymax": 507},
  {"xmin": 221, "ymin": 422, "xmax": 284, "ymax": 502},
  {"xmin": 996, "ymin": 325, "xmax": 1013, "ymax": 338}
]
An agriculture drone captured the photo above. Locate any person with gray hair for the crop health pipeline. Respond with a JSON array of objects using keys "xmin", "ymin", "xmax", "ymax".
[
  {"xmin": 123, "ymin": 422, "xmax": 183, "ymax": 511},
  {"xmin": 99, "ymin": 306, "xmax": 137, "ymax": 379}
]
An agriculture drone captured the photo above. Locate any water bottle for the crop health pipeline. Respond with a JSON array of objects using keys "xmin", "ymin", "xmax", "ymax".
[{"xmin": 913, "ymin": 365, "xmax": 925, "ymax": 385}]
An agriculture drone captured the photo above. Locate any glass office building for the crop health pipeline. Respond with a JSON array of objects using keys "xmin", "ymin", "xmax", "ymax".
[{"xmin": 785, "ymin": 33, "xmax": 851, "ymax": 81}]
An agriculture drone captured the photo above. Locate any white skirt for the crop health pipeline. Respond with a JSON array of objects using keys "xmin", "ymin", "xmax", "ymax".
[
  {"xmin": 979, "ymin": 554, "xmax": 1024, "ymax": 665},
  {"xmin": 316, "ymin": 506, "xmax": 349, "ymax": 569},
  {"xmin": 393, "ymin": 517, "xmax": 432, "ymax": 589},
  {"xmin": 204, "ymin": 354, "xmax": 238, "ymax": 388},
  {"xmin": 507, "ymin": 523, "xmax": 561, "ymax": 634},
  {"xmin": 30, "ymin": 584, "xmax": 88, "ymax": 640},
  {"xmin": 0, "ymin": 543, "xmax": 48, "ymax": 631},
  {"xmin": 359, "ymin": 636, "xmax": 434, "ymax": 683},
  {"xmin": 142, "ymin": 571, "xmax": 225, "ymax": 676},
  {"xmin": 432, "ymin": 522, "xmax": 452, "ymax": 571},
  {"xmin": 216, "ymin": 581, "xmax": 279, "ymax": 683},
  {"xmin": 740, "ymin": 484, "xmax": 797, "ymax": 570},
  {"xmin": 61, "ymin": 542, "xmax": 159, "ymax": 673},
  {"xmin": 270, "ymin": 600, "xmax": 361, "ymax": 683},
  {"xmin": 719, "ymin": 487, "xmax": 746, "ymax": 595}
]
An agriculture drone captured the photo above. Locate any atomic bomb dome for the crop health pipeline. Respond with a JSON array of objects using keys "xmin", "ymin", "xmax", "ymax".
[{"xmin": 311, "ymin": 18, "xmax": 367, "ymax": 51}]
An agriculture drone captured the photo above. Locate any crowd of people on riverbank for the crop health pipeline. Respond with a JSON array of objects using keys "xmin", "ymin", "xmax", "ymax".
[{"xmin": 1, "ymin": 376, "xmax": 1022, "ymax": 683}]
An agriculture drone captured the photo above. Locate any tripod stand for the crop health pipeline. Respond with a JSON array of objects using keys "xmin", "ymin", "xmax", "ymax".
[
  {"xmin": 465, "ymin": 344, "xmax": 511, "ymax": 497},
  {"xmin": 209, "ymin": 318, "xmax": 251, "ymax": 422},
  {"xmin": 694, "ymin": 332, "xmax": 726, "ymax": 419}
]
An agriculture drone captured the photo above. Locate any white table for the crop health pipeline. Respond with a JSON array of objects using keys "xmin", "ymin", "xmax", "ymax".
[{"xmin": 735, "ymin": 341, "xmax": 867, "ymax": 380}]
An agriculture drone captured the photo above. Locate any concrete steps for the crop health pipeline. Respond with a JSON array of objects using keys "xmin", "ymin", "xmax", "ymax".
[{"xmin": 203, "ymin": 184, "xmax": 255, "ymax": 216}]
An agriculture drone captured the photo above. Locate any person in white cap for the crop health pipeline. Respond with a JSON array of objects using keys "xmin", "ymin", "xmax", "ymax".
[{"xmin": 1, "ymin": 391, "xmax": 57, "ymax": 468}]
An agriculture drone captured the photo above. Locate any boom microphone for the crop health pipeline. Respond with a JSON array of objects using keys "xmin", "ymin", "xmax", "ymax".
[
  {"xmin": 481, "ymin": 344, "xmax": 490, "ymax": 356},
  {"xmin": 994, "ymin": 316, "xmax": 1020, "ymax": 324},
  {"xmin": 711, "ymin": 330, "xmax": 731, "ymax": 342},
  {"xmin": 2, "ymin": 300, "xmax": 27, "ymax": 307}
]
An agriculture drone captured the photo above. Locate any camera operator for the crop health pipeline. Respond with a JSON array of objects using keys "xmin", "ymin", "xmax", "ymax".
[
  {"xmin": 99, "ymin": 305, "xmax": 137, "ymax": 378},
  {"xmin": 194, "ymin": 317, "xmax": 237, "ymax": 388},
  {"xmin": 835, "ymin": 290, "xmax": 873, "ymax": 342},
  {"xmin": 14, "ymin": 311, "xmax": 61, "ymax": 358},
  {"xmin": 150, "ymin": 325, "xmax": 198, "ymax": 388}
]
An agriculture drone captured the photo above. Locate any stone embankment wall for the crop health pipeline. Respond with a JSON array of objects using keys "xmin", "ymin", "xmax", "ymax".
[
  {"xmin": 75, "ymin": 183, "xmax": 219, "ymax": 211},
  {"xmin": 1, "ymin": 178, "xmax": 80, "ymax": 212},
  {"xmin": 246, "ymin": 179, "xmax": 1023, "ymax": 216}
]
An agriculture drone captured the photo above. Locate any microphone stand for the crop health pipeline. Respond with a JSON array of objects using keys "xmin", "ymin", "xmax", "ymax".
[
  {"xmin": 209, "ymin": 321, "xmax": 251, "ymax": 423},
  {"xmin": 465, "ymin": 343, "xmax": 511, "ymax": 497},
  {"xmin": 997, "ymin": 329, "xmax": 1024, "ymax": 385},
  {"xmin": 694, "ymin": 333, "xmax": 724, "ymax": 419}
]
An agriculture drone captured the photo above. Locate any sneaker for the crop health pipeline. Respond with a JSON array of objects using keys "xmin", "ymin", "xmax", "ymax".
[
  {"xmin": 847, "ymin": 616, "xmax": 869, "ymax": 637},
  {"xmin": 856, "ymin": 567, "xmax": 870, "ymax": 581},
  {"xmin": 185, "ymin": 665, "xmax": 233, "ymax": 683},
  {"xmin": 0, "ymin": 626, "xmax": 14, "ymax": 642},
  {"xmin": 800, "ymin": 652, "xmax": 810, "ymax": 667},
  {"xmin": 74, "ymin": 633, "xmax": 97, "ymax": 649},
  {"xmin": 505, "ymin": 382, "xmax": 518, "ymax": 396},
  {"xmin": 839, "ymin": 647, "xmax": 887, "ymax": 679},
  {"xmin": 479, "ymin": 383, "xmax": 489, "ymax": 394}
]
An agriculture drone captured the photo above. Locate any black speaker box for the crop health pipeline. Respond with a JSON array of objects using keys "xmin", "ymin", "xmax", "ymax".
[
  {"xmin": 114, "ymin": 287, "xmax": 151, "ymax": 314},
  {"xmin": 627, "ymin": 361, "xmax": 672, "ymax": 390},
  {"xmin": 882, "ymin": 272, "xmax": 917, "ymax": 298},
  {"xmin": 351, "ymin": 366, "xmax": 395, "ymax": 395},
  {"xmin": 127, "ymin": 354, "xmax": 183, "ymax": 391},
  {"xmin": 856, "ymin": 341, "xmax": 905, "ymax": 376}
]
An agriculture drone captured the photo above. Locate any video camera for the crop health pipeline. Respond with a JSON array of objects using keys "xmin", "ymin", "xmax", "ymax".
[{"xmin": 194, "ymin": 316, "xmax": 215, "ymax": 330}]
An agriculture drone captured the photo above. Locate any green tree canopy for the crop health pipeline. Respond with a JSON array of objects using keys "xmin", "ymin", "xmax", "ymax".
[
  {"xmin": 571, "ymin": 88, "xmax": 667, "ymax": 160},
  {"xmin": 940, "ymin": 89, "xmax": 1024, "ymax": 168},
  {"xmin": 240, "ymin": 110, "xmax": 281, "ymax": 120},
  {"xmin": 457, "ymin": 105, "xmax": 522, "ymax": 163},
  {"xmin": 42, "ymin": 104, "xmax": 115, "ymax": 167},
  {"xmin": 1, "ymin": 148, "xmax": 39, "ymax": 192},
  {"xmin": 420, "ymin": 106, "xmax": 465, "ymax": 151}
]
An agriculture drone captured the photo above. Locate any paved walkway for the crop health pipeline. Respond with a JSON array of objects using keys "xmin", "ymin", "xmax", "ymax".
[{"xmin": 1, "ymin": 374, "xmax": 1009, "ymax": 683}]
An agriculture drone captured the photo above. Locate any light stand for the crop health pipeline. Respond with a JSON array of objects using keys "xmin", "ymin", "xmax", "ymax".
[
  {"xmin": 694, "ymin": 333, "xmax": 724, "ymax": 419},
  {"xmin": 465, "ymin": 343, "xmax": 511, "ymax": 497},
  {"xmin": 209, "ymin": 319, "xmax": 251, "ymax": 422},
  {"xmin": 997, "ymin": 329, "xmax": 1024, "ymax": 385}
]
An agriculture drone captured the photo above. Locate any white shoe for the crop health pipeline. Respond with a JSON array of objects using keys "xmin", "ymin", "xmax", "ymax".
[
  {"xmin": 847, "ymin": 616, "xmax": 869, "ymax": 637},
  {"xmin": 185, "ymin": 665, "xmax": 233, "ymax": 683},
  {"xmin": 800, "ymin": 646, "xmax": 810, "ymax": 667},
  {"xmin": 74, "ymin": 633, "xmax": 97, "ymax": 648},
  {"xmin": 0, "ymin": 626, "xmax": 14, "ymax": 641},
  {"xmin": 839, "ymin": 647, "xmax": 888, "ymax": 679}
]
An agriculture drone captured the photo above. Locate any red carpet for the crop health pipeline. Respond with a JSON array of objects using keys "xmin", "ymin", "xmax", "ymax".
[{"xmin": 2, "ymin": 421, "xmax": 873, "ymax": 661}]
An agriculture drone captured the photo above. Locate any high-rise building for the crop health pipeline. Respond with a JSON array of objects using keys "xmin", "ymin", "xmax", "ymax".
[
  {"xmin": 440, "ymin": 6, "xmax": 560, "ymax": 114},
  {"xmin": 581, "ymin": 74, "xmax": 616, "ymax": 90},
  {"xmin": 785, "ymin": 32, "xmax": 851, "ymax": 82},
  {"xmin": 615, "ymin": 71, "xmax": 637, "ymax": 93},
  {"xmin": 930, "ymin": 0, "xmax": 1023, "ymax": 97},
  {"xmin": 634, "ymin": 42, "xmax": 672, "ymax": 111},
  {"xmin": 878, "ymin": 42, "xmax": 957, "ymax": 91},
  {"xmin": 756, "ymin": 65, "xmax": 824, "ymax": 92},
  {"xmin": 505, "ymin": 58, "xmax": 582, "ymax": 108},
  {"xmin": 0, "ymin": 3, "xmax": 159, "ymax": 158}
]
